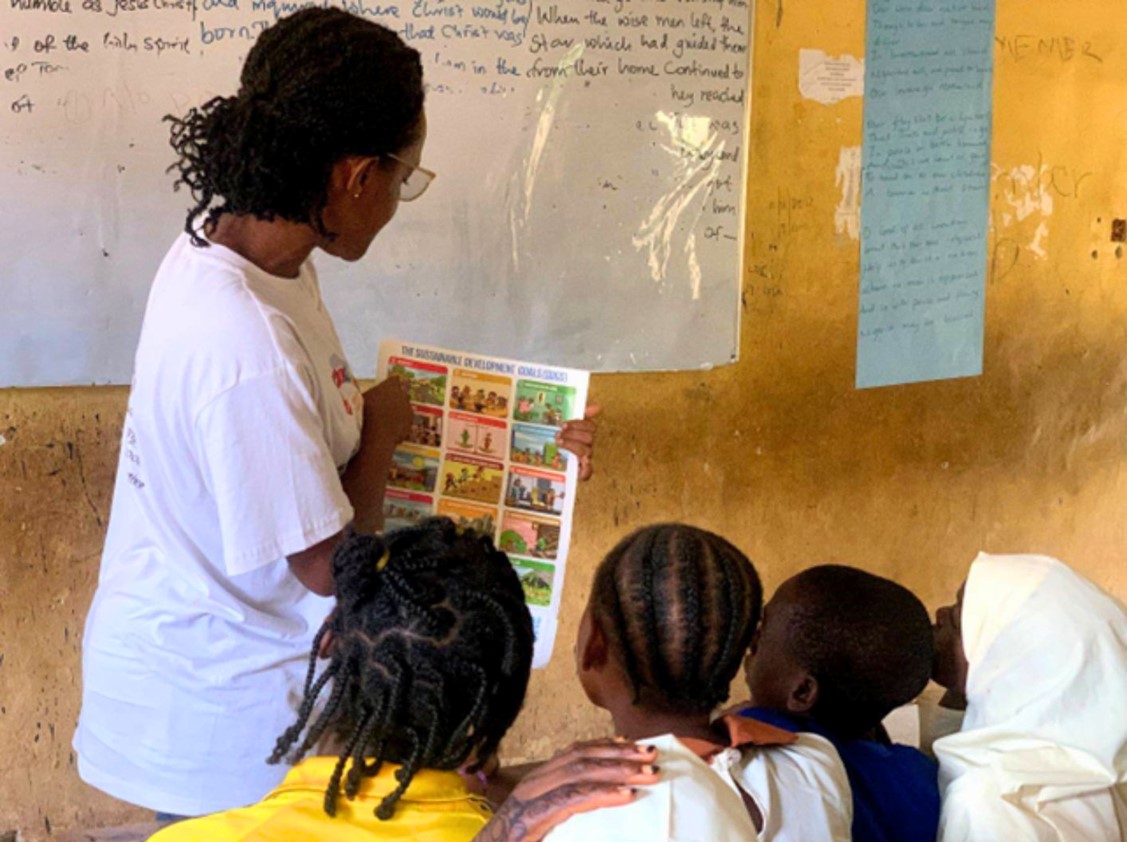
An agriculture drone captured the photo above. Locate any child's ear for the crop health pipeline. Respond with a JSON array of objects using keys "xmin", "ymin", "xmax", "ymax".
[
  {"xmin": 786, "ymin": 674, "xmax": 819, "ymax": 716},
  {"xmin": 579, "ymin": 609, "xmax": 610, "ymax": 673}
]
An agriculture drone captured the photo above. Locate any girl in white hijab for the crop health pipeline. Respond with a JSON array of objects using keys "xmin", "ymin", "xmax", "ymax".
[{"xmin": 931, "ymin": 552, "xmax": 1127, "ymax": 841}]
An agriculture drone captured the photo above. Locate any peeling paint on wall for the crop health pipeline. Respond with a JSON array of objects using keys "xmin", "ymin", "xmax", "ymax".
[
  {"xmin": 835, "ymin": 146, "xmax": 863, "ymax": 241},
  {"xmin": 1029, "ymin": 220, "xmax": 1051, "ymax": 259},
  {"xmin": 992, "ymin": 159, "xmax": 1094, "ymax": 260},
  {"xmin": 994, "ymin": 164, "xmax": 1054, "ymax": 260},
  {"xmin": 997, "ymin": 163, "xmax": 1056, "ymax": 226}
]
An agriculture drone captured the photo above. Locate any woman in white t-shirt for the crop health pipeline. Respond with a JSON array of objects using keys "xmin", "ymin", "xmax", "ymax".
[{"xmin": 73, "ymin": 9, "xmax": 597, "ymax": 819}]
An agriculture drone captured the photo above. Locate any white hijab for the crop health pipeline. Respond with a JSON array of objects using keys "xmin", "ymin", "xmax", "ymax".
[{"xmin": 934, "ymin": 552, "xmax": 1127, "ymax": 841}]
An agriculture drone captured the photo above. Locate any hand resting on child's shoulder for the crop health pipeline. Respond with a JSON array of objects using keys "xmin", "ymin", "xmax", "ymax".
[{"xmin": 475, "ymin": 739, "xmax": 660, "ymax": 842}]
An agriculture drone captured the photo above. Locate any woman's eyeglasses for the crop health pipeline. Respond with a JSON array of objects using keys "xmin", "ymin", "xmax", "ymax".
[{"xmin": 387, "ymin": 153, "xmax": 437, "ymax": 202}]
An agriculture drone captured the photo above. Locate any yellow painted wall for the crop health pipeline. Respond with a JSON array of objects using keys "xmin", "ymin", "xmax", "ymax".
[{"xmin": 3, "ymin": 0, "xmax": 1127, "ymax": 838}]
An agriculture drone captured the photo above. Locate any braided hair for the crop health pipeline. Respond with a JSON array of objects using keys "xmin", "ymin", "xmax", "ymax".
[
  {"xmin": 779, "ymin": 565, "xmax": 934, "ymax": 738},
  {"xmin": 269, "ymin": 517, "xmax": 533, "ymax": 821},
  {"xmin": 166, "ymin": 8, "xmax": 425, "ymax": 245},
  {"xmin": 591, "ymin": 523, "xmax": 763, "ymax": 715}
]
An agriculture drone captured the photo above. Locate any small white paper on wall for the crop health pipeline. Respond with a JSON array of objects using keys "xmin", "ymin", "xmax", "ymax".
[{"xmin": 799, "ymin": 49, "xmax": 866, "ymax": 105}]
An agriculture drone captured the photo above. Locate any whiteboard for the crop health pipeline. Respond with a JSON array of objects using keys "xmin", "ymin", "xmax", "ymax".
[{"xmin": 0, "ymin": 0, "xmax": 751, "ymax": 385}]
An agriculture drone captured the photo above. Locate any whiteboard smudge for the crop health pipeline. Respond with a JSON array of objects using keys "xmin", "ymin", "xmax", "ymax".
[
  {"xmin": 799, "ymin": 49, "xmax": 865, "ymax": 105},
  {"xmin": 834, "ymin": 146, "xmax": 863, "ymax": 241}
]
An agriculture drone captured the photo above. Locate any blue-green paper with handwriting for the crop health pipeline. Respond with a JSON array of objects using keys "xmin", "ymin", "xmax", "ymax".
[{"xmin": 856, "ymin": 0, "xmax": 996, "ymax": 389}]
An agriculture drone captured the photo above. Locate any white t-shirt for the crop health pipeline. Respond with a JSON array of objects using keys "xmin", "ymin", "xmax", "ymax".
[
  {"xmin": 74, "ymin": 234, "xmax": 365, "ymax": 816},
  {"xmin": 544, "ymin": 734, "xmax": 760, "ymax": 842}
]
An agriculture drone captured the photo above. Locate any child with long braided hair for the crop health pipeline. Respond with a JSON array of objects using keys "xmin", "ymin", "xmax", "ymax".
[{"xmin": 150, "ymin": 517, "xmax": 658, "ymax": 841}]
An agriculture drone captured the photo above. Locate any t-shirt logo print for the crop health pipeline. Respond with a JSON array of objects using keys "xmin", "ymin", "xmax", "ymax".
[{"xmin": 330, "ymin": 354, "xmax": 363, "ymax": 418}]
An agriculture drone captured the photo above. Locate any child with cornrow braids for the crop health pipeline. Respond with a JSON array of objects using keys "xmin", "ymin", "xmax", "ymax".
[
  {"xmin": 150, "ymin": 518, "xmax": 660, "ymax": 842},
  {"xmin": 545, "ymin": 523, "xmax": 853, "ymax": 842}
]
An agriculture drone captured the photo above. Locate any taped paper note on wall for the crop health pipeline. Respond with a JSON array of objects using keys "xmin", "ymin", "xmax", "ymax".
[
  {"xmin": 856, "ymin": 0, "xmax": 995, "ymax": 389},
  {"xmin": 799, "ymin": 49, "xmax": 865, "ymax": 105}
]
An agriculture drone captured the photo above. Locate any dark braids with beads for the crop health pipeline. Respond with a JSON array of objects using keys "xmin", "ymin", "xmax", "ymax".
[
  {"xmin": 165, "ymin": 7, "xmax": 425, "ymax": 246},
  {"xmin": 591, "ymin": 523, "xmax": 763, "ymax": 715},
  {"xmin": 268, "ymin": 517, "xmax": 533, "ymax": 821}
]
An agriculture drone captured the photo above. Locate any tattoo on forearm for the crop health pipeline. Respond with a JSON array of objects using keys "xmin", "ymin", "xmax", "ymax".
[{"xmin": 475, "ymin": 785, "xmax": 598, "ymax": 842}]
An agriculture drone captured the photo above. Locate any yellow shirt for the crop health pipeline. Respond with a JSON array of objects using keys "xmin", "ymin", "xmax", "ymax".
[{"xmin": 149, "ymin": 757, "xmax": 492, "ymax": 842}]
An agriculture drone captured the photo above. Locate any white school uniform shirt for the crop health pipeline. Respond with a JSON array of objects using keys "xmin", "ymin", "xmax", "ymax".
[
  {"xmin": 545, "ymin": 717, "xmax": 851, "ymax": 842},
  {"xmin": 933, "ymin": 553, "xmax": 1127, "ymax": 842},
  {"xmin": 544, "ymin": 733, "xmax": 760, "ymax": 842},
  {"xmin": 74, "ymin": 233, "xmax": 365, "ymax": 816},
  {"xmin": 725, "ymin": 732, "xmax": 853, "ymax": 842}
]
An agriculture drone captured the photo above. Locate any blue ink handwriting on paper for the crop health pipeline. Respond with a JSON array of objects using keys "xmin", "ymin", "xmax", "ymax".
[{"xmin": 856, "ymin": 0, "xmax": 996, "ymax": 389}]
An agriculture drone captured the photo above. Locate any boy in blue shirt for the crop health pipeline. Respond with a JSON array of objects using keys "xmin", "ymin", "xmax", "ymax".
[{"xmin": 742, "ymin": 565, "xmax": 940, "ymax": 842}]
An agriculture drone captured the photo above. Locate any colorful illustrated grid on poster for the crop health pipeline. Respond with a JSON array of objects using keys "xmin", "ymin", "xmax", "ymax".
[{"xmin": 378, "ymin": 340, "xmax": 590, "ymax": 669}]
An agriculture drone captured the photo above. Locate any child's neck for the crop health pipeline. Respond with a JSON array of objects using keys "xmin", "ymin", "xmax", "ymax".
[{"xmin": 608, "ymin": 703, "xmax": 723, "ymax": 746}]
